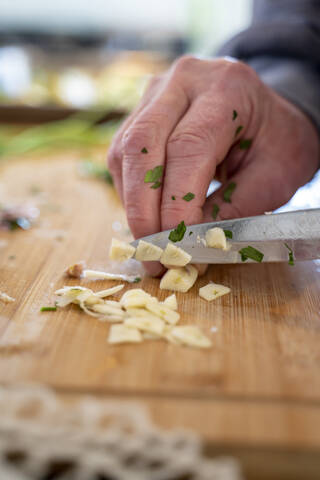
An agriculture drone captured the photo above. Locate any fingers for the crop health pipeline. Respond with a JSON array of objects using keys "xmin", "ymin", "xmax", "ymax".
[
  {"xmin": 160, "ymin": 94, "xmax": 237, "ymax": 231},
  {"xmin": 121, "ymin": 84, "xmax": 189, "ymax": 239},
  {"xmin": 203, "ymin": 152, "xmax": 294, "ymax": 222},
  {"xmin": 107, "ymin": 75, "xmax": 163, "ymax": 202}
]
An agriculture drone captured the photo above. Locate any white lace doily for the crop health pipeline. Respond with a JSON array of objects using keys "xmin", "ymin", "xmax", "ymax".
[{"xmin": 0, "ymin": 384, "xmax": 243, "ymax": 480}]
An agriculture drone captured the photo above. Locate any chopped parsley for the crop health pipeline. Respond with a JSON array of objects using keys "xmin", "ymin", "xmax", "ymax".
[
  {"xmin": 239, "ymin": 138, "xmax": 252, "ymax": 150},
  {"xmin": 141, "ymin": 147, "xmax": 148, "ymax": 154},
  {"xmin": 144, "ymin": 165, "xmax": 163, "ymax": 189},
  {"xmin": 151, "ymin": 181, "xmax": 162, "ymax": 189},
  {"xmin": 235, "ymin": 125, "xmax": 243, "ymax": 137},
  {"xmin": 239, "ymin": 246, "xmax": 264, "ymax": 263},
  {"xmin": 133, "ymin": 277, "xmax": 141, "ymax": 283},
  {"xmin": 223, "ymin": 182, "xmax": 236, "ymax": 203},
  {"xmin": 233, "ymin": 110, "xmax": 238, "ymax": 121},
  {"xmin": 211, "ymin": 203, "xmax": 220, "ymax": 220},
  {"xmin": 168, "ymin": 220, "xmax": 186, "ymax": 243},
  {"xmin": 182, "ymin": 192, "xmax": 195, "ymax": 202},
  {"xmin": 224, "ymin": 230, "xmax": 233, "ymax": 239},
  {"xmin": 171, "ymin": 196, "xmax": 176, "ymax": 200},
  {"xmin": 189, "ymin": 231, "xmax": 193, "ymax": 236},
  {"xmin": 284, "ymin": 243, "xmax": 295, "ymax": 266},
  {"xmin": 40, "ymin": 306, "xmax": 57, "ymax": 312}
]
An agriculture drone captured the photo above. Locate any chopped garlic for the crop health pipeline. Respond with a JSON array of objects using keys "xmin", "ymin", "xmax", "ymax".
[
  {"xmin": 205, "ymin": 227, "xmax": 227, "ymax": 250},
  {"xmin": 125, "ymin": 315, "xmax": 165, "ymax": 336},
  {"xmin": 0, "ymin": 291, "xmax": 15, "ymax": 303},
  {"xmin": 160, "ymin": 265, "xmax": 198, "ymax": 293},
  {"xmin": 199, "ymin": 282, "xmax": 231, "ymax": 301},
  {"xmin": 170, "ymin": 326, "xmax": 212, "ymax": 348},
  {"xmin": 120, "ymin": 289, "xmax": 152, "ymax": 309},
  {"xmin": 109, "ymin": 238, "xmax": 136, "ymax": 262},
  {"xmin": 135, "ymin": 240, "xmax": 163, "ymax": 261},
  {"xmin": 108, "ymin": 324, "xmax": 142, "ymax": 344},
  {"xmin": 163, "ymin": 294, "xmax": 178, "ymax": 311},
  {"xmin": 146, "ymin": 300, "xmax": 180, "ymax": 325},
  {"xmin": 160, "ymin": 243, "xmax": 191, "ymax": 267}
]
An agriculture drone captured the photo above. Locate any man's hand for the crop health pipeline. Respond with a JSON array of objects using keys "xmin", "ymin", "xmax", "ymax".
[{"xmin": 108, "ymin": 56, "xmax": 320, "ymax": 275}]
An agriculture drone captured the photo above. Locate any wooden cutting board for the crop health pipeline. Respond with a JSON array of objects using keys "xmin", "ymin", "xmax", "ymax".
[{"xmin": 1, "ymin": 152, "xmax": 320, "ymax": 478}]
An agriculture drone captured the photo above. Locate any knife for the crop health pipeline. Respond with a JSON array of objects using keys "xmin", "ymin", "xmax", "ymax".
[{"xmin": 131, "ymin": 208, "xmax": 320, "ymax": 264}]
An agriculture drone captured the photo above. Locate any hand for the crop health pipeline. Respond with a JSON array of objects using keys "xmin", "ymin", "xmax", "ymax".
[{"xmin": 108, "ymin": 56, "xmax": 320, "ymax": 275}]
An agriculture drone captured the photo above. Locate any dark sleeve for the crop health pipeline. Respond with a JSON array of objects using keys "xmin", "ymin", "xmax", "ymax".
[{"xmin": 217, "ymin": 0, "xmax": 320, "ymax": 134}]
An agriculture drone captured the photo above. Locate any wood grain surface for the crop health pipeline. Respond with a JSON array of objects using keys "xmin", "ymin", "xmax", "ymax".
[{"xmin": 0, "ymin": 152, "xmax": 320, "ymax": 477}]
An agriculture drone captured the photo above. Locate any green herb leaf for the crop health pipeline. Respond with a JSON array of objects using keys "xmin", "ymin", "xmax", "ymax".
[
  {"xmin": 40, "ymin": 306, "xmax": 57, "ymax": 312},
  {"xmin": 284, "ymin": 243, "xmax": 295, "ymax": 266},
  {"xmin": 133, "ymin": 277, "xmax": 141, "ymax": 283},
  {"xmin": 151, "ymin": 181, "xmax": 162, "ymax": 189},
  {"xmin": 141, "ymin": 147, "xmax": 148, "ymax": 154},
  {"xmin": 235, "ymin": 125, "xmax": 243, "ymax": 137},
  {"xmin": 233, "ymin": 110, "xmax": 238, "ymax": 121},
  {"xmin": 224, "ymin": 230, "xmax": 233, "ymax": 239},
  {"xmin": 182, "ymin": 192, "xmax": 195, "ymax": 202},
  {"xmin": 223, "ymin": 182, "xmax": 236, "ymax": 203},
  {"xmin": 211, "ymin": 203, "xmax": 220, "ymax": 220},
  {"xmin": 168, "ymin": 221, "xmax": 186, "ymax": 243},
  {"xmin": 239, "ymin": 246, "xmax": 264, "ymax": 263},
  {"xmin": 78, "ymin": 160, "xmax": 113, "ymax": 185},
  {"xmin": 239, "ymin": 138, "xmax": 252, "ymax": 150},
  {"xmin": 171, "ymin": 196, "xmax": 176, "ymax": 200},
  {"xmin": 189, "ymin": 231, "xmax": 193, "ymax": 236},
  {"xmin": 144, "ymin": 165, "xmax": 163, "ymax": 184}
]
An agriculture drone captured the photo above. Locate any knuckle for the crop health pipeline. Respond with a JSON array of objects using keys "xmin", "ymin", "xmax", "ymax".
[
  {"xmin": 122, "ymin": 120, "xmax": 157, "ymax": 155},
  {"xmin": 219, "ymin": 203, "xmax": 244, "ymax": 220},
  {"xmin": 172, "ymin": 55, "xmax": 199, "ymax": 75},
  {"xmin": 167, "ymin": 130, "xmax": 210, "ymax": 159}
]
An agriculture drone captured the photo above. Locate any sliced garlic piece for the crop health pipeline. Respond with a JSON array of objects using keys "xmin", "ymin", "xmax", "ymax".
[
  {"xmin": 163, "ymin": 294, "xmax": 178, "ymax": 311},
  {"xmin": 109, "ymin": 238, "xmax": 135, "ymax": 262},
  {"xmin": 163, "ymin": 325, "xmax": 181, "ymax": 345},
  {"xmin": 91, "ymin": 303, "xmax": 126, "ymax": 317},
  {"xmin": 170, "ymin": 325, "xmax": 212, "ymax": 348},
  {"xmin": 120, "ymin": 289, "xmax": 152, "ymax": 309},
  {"xmin": 160, "ymin": 264, "xmax": 198, "ymax": 293},
  {"xmin": 82, "ymin": 269, "xmax": 139, "ymax": 283},
  {"xmin": 135, "ymin": 240, "xmax": 163, "ymax": 261},
  {"xmin": 143, "ymin": 332, "xmax": 162, "ymax": 340},
  {"xmin": 160, "ymin": 243, "xmax": 191, "ymax": 267},
  {"xmin": 146, "ymin": 300, "xmax": 180, "ymax": 325},
  {"xmin": 125, "ymin": 315, "xmax": 165, "ymax": 336},
  {"xmin": 205, "ymin": 227, "xmax": 227, "ymax": 250},
  {"xmin": 108, "ymin": 324, "xmax": 142, "ymax": 344},
  {"xmin": 199, "ymin": 282, "xmax": 231, "ymax": 301},
  {"xmin": 95, "ymin": 285, "xmax": 124, "ymax": 297}
]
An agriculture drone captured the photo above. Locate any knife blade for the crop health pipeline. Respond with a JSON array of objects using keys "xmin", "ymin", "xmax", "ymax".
[{"xmin": 131, "ymin": 208, "xmax": 320, "ymax": 264}]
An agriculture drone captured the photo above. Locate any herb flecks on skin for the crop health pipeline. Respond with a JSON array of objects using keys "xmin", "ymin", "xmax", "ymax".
[
  {"xmin": 223, "ymin": 182, "xmax": 236, "ymax": 203},
  {"xmin": 144, "ymin": 165, "xmax": 163, "ymax": 189},
  {"xmin": 141, "ymin": 147, "xmax": 148, "ymax": 154},
  {"xmin": 168, "ymin": 221, "xmax": 186, "ymax": 243},
  {"xmin": 224, "ymin": 230, "xmax": 233, "ymax": 239},
  {"xmin": 211, "ymin": 203, "xmax": 220, "ymax": 220},
  {"xmin": 183, "ymin": 192, "xmax": 195, "ymax": 202},
  {"xmin": 284, "ymin": 243, "xmax": 295, "ymax": 266},
  {"xmin": 133, "ymin": 277, "xmax": 141, "ymax": 283},
  {"xmin": 239, "ymin": 139, "xmax": 252, "ymax": 150},
  {"xmin": 233, "ymin": 110, "xmax": 238, "ymax": 121},
  {"xmin": 235, "ymin": 125, "xmax": 243, "ymax": 137},
  {"xmin": 171, "ymin": 196, "xmax": 176, "ymax": 200},
  {"xmin": 40, "ymin": 306, "xmax": 57, "ymax": 312},
  {"xmin": 239, "ymin": 246, "xmax": 264, "ymax": 263}
]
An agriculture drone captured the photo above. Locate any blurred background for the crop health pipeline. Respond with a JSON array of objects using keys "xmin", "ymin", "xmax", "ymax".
[{"xmin": 0, "ymin": 0, "xmax": 251, "ymax": 116}]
